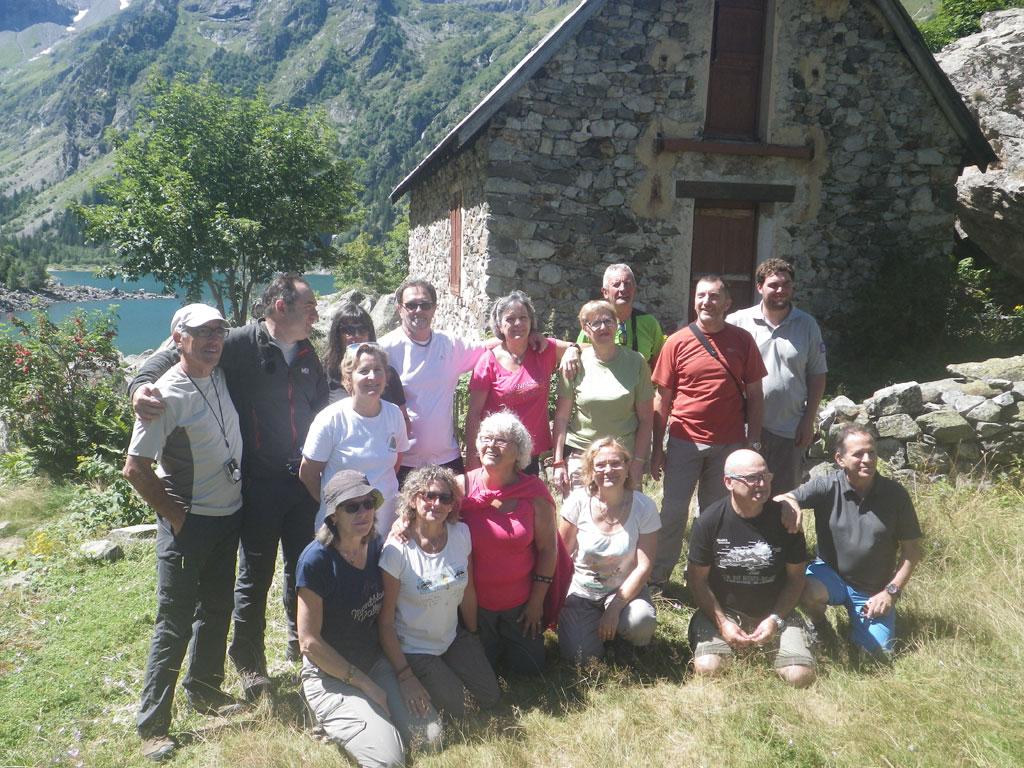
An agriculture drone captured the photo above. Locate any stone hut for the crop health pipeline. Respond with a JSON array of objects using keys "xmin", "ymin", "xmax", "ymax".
[{"xmin": 390, "ymin": 0, "xmax": 995, "ymax": 344}]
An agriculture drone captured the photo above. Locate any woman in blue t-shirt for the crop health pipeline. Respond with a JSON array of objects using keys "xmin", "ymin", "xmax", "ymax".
[{"xmin": 296, "ymin": 470, "xmax": 441, "ymax": 767}]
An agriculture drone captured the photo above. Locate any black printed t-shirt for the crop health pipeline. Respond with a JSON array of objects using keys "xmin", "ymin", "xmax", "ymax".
[
  {"xmin": 296, "ymin": 534, "xmax": 385, "ymax": 673},
  {"xmin": 687, "ymin": 497, "xmax": 808, "ymax": 619}
]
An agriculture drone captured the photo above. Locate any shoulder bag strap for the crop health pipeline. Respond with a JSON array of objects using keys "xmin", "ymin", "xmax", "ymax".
[{"xmin": 687, "ymin": 322, "xmax": 747, "ymax": 408}]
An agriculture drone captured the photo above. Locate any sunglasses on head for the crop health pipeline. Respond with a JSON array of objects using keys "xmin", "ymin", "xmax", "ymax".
[
  {"xmin": 338, "ymin": 498, "xmax": 377, "ymax": 514},
  {"xmin": 421, "ymin": 490, "xmax": 454, "ymax": 504},
  {"xmin": 346, "ymin": 341, "xmax": 383, "ymax": 354}
]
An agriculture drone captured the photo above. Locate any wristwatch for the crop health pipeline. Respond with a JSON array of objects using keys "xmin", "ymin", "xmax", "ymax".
[
  {"xmin": 769, "ymin": 613, "xmax": 785, "ymax": 631},
  {"xmin": 885, "ymin": 583, "xmax": 901, "ymax": 598}
]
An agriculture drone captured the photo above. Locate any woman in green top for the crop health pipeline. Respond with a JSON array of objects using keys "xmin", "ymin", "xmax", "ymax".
[{"xmin": 552, "ymin": 300, "xmax": 654, "ymax": 499}]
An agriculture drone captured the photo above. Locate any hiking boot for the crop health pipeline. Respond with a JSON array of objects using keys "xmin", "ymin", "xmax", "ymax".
[
  {"xmin": 286, "ymin": 639, "xmax": 302, "ymax": 663},
  {"xmin": 187, "ymin": 688, "xmax": 248, "ymax": 717},
  {"xmin": 237, "ymin": 668, "xmax": 272, "ymax": 701},
  {"xmin": 140, "ymin": 735, "xmax": 176, "ymax": 762},
  {"xmin": 648, "ymin": 583, "xmax": 682, "ymax": 610}
]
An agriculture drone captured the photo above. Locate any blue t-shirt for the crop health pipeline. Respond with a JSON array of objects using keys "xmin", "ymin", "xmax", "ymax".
[{"xmin": 296, "ymin": 535, "xmax": 385, "ymax": 673}]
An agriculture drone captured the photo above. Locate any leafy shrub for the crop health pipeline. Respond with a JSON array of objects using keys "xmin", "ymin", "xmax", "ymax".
[
  {"xmin": 945, "ymin": 257, "xmax": 1024, "ymax": 347},
  {"xmin": 919, "ymin": 0, "xmax": 1024, "ymax": 51},
  {"xmin": 68, "ymin": 455, "xmax": 150, "ymax": 534},
  {"xmin": 0, "ymin": 309, "xmax": 133, "ymax": 478}
]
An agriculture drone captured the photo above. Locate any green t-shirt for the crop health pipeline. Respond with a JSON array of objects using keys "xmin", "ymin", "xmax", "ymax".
[
  {"xmin": 559, "ymin": 347, "xmax": 655, "ymax": 452},
  {"xmin": 576, "ymin": 309, "xmax": 666, "ymax": 363}
]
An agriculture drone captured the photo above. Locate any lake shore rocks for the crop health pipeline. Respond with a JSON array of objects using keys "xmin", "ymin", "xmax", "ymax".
[{"xmin": 0, "ymin": 280, "xmax": 170, "ymax": 313}]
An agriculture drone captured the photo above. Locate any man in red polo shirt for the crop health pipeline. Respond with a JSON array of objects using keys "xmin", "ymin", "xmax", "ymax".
[{"xmin": 649, "ymin": 275, "xmax": 766, "ymax": 588}]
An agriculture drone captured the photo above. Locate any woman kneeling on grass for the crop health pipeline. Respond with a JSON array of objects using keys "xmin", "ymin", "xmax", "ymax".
[
  {"xmin": 558, "ymin": 438, "xmax": 660, "ymax": 665},
  {"xmin": 379, "ymin": 466, "xmax": 500, "ymax": 722},
  {"xmin": 296, "ymin": 471, "xmax": 441, "ymax": 768}
]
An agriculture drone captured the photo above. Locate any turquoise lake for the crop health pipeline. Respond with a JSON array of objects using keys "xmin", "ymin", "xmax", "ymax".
[{"xmin": 4, "ymin": 271, "xmax": 337, "ymax": 355}]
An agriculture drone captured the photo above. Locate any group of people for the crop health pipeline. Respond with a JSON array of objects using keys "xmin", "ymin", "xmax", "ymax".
[{"xmin": 123, "ymin": 261, "xmax": 923, "ymax": 765}]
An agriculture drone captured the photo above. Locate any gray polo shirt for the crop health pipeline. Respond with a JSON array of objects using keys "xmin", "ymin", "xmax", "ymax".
[
  {"xmin": 791, "ymin": 470, "xmax": 922, "ymax": 594},
  {"xmin": 728, "ymin": 303, "xmax": 827, "ymax": 439},
  {"xmin": 128, "ymin": 366, "xmax": 243, "ymax": 517}
]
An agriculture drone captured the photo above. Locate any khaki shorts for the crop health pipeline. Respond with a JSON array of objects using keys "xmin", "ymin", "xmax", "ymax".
[{"xmin": 688, "ymin": 610, "xmax": 816, "ymax": 669}]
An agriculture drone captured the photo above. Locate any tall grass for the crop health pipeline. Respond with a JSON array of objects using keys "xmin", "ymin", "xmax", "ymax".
[{"xmin": 0, "ymin": 477, "xmax": 1021, "ymax": 766}]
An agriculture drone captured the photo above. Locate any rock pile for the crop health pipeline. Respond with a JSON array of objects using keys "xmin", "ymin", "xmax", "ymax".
[{"xmin": 810, "ymin": 355, "xmax": 1024, "ymax": 476}]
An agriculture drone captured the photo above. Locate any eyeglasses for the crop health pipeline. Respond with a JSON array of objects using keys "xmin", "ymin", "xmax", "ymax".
[
  {"xmin": 479, "ymin": 436, "xmax": 510, "ymax": 448},
  {"xmin": 339, "ymin": 498, "xmax": 376, "ymax": 514},
  {"xmin": 402, "ymin": 301, "xmax": 435, "ymax": 312},
  {"xmin": 184, "ymin": 326, "xmax": 229, "ymax": 340},
  {"xmin": 421, "ymin": 491, "xmax": 454, "ymax": 504},
  {"xmin": 586, "ymin": 317, "xmax": 617, "ymax": 330},
  {"xmin": 726, "ymin": 471, "xmax": 773, "ymax": 486}
]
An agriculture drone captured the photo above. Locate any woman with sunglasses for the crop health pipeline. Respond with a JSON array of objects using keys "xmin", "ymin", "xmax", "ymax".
[
  {"xmin": 552, "ymin": 300, "xmax": 654, "ymax": 498},
  {"xmin": 324, "ymin": 302, "xmax": 407, "ymax": 411},
  {"xmin": 300, "ymin": 343, "xmax": 410, "ymax": 537},
  {"xmin": 459, "ymin": 411, "xmax": 561, "ymax": 675},
  {"xmin": 296, "ymin": 470, "xmax": 442, "ymax": 767},
  {"xmin": 464, "ymin": 291, "xmax": 580, "ymax": 475},
  {"xmin": 557, "ymin": 438, "xmax": 659, "ymax": 665},
  {"xmin": 379, "ymin": 466, "xmax": 500, "ymax": 721}
]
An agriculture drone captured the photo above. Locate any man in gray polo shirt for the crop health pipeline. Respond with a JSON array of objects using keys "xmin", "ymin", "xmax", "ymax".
[
  {"xmin": 123, "ymin": 304, "xmax": 244, "ymax": 762},
  {"xmin": 729, "ymin": 258, "xmax": 827, "ymax": 494},
  {"xmin": 776, "ymin": 425, "xmax": 923, "ymax": 657}
]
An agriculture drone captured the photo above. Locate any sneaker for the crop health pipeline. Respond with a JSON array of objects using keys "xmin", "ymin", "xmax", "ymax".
[
  {"xmin": 286, "ymin": 639, "xmax": 302, "ymax": 663},
  {"xmin": 140, "ymin": 735, "xmax": 176, "ymax": 762},
  {"xmin": 238, "ymin": 669, "xmax": 272, "ymax": 701},
  {"xmin": 187, "ymin": 688, "xmax": 248, "ymax": 717}
]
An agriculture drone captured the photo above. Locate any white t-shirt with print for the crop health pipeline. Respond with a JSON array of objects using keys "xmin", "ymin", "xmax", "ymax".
[
  {"xmin": 303, "ymin": 398, "xmax": 410, "ymax": 536},
  {"xmin": 561, "ymin": 489, "xmax": 661, "ymax": 600},
  {"xmin": 380, "ymin": 522, "xmax": 472, "ymax": 656},
  {"xmin": 378, "ymin": 328, "xmax": 485, "ymax": 467}
]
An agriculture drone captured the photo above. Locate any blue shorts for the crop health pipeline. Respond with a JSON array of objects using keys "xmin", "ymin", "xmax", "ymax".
[{"xmin": 805, "ymin": 559, "xmax": 895, "ymax": 654}]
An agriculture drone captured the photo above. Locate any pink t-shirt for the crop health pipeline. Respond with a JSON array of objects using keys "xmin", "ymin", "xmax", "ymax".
[
  {"xmin": 469, "ymin": 340, "xmax": 557, "ymax": 456},
  {"xmin": 460, "ymin": 469, "xmax": 553, "ymax": 611}
]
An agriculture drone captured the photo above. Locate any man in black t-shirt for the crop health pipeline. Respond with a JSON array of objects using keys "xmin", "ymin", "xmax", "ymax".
[
  {"xmin": 777, "ymin": 424, "xmax": 923, "ymax": 656},
  {"xmin": 687, "ymin": 449, "xmax": 816, "ymax": 687}
]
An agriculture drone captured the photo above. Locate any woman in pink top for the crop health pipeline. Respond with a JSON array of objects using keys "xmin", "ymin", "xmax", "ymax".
[
  {"xmin": 465, "ymin": 292, "xmax": 580, "ymax": 475},
  {"xmin": 459, "ymin": 411, "xmax": 561, "ymax": 675}
]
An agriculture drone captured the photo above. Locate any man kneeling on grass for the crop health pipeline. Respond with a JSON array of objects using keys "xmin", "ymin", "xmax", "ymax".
[
  {"xmin": 776, "ymin": 424, "xmax": 923, "ymax": 658},
  {"xmin": 123, "ymin": 305, "xmax": 246, "ymax": 762},
  {"xmin": 686, "ymin": 449, "xmax": 816, "ymax": 687}
]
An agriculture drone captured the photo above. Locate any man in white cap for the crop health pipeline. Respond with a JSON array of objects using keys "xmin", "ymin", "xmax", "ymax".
[{"xmin": 123, "ymin": 304, "xmax": 245, "ymax": 762}]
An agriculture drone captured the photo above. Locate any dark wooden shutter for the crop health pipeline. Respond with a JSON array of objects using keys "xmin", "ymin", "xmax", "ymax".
[
  {"xmin": 449, "ymin": 194, "xmax": 462, "ymax": 296},
  {"xmin": 689, "ymin": 201, "xmax": 758, "ymax": 320},
  {"xmin": 705, "ymin": 0, "xmax": 767, "ymax": 140}
]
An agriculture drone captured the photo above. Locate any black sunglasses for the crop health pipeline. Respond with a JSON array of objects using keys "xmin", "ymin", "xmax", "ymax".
[
  {"xmin": 421, "ymin": 491, "xmax": 454, "ymax": 504},
  {"xmin": 403, "ymin": 301, "xmax": 435, "ymax": 311},
  {"xmin": 339, "ymin": 498, "xmax": 376, "ymax": 514}
]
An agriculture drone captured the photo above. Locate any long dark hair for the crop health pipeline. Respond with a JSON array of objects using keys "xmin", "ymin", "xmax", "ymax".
[{"xmin": 325, "ymin": 302, "xmax": 377, "ymax": 384}]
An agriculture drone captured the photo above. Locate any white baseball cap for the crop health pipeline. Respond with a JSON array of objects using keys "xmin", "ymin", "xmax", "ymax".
[{"xmin": 170, "ymin": 303, "xmax": 227, "ymax": 334}]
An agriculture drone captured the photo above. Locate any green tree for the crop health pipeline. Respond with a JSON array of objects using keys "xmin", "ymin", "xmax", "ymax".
[
  {"xmin": 74, "ymin": 75, "xmax": 360, "ymax": 324},
  {"xmin": 333, "ymin": 212, "xmax": 408, "ymax": 295}
]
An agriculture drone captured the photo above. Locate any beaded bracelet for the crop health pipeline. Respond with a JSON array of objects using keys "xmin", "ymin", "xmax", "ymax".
[{"xmin": 533, "ymin": 574, "xmax": 554, "ymax": 584}]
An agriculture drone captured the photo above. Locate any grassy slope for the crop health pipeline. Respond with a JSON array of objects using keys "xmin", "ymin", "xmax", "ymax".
[{"xmin": 1, "ymin": 474, "xmax": 1021, "ymax": 767}]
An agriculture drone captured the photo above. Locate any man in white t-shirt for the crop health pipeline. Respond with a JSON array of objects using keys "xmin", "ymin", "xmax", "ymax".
[
  {"xmin": 378, "ymin": 279, "xmax": 491, "ymax": 482},
  {"xmin": 123, "ymin": 304, "xmax": 245, "ymax": 762}
]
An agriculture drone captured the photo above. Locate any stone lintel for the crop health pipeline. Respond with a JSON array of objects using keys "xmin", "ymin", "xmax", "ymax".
[{"xmin": 674, "ymin": 180, "xmax": 796, "ymax": 203}]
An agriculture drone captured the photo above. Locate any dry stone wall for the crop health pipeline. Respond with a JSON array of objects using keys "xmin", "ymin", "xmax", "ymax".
[{"xmin": 811, "ymin": 355, "xmax": 1024, "ymax": 477}]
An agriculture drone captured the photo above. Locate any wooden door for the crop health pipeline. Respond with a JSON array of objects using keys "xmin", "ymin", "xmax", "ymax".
[{"xmin": 689, "ymin": 201, "xmax": 758, "ymax": 320}]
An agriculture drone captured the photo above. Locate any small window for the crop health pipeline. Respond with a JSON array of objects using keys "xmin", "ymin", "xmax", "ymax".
[
  {"xmin": 705, "ymin": 0, "xmax": 767, "ymax": 140},
  {"xmin": 449, "ymin": 194, "xmax": 462, "ymax": 296}
]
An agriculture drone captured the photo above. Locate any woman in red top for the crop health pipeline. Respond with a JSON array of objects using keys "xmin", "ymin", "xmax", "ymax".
[
  {"xmin": 464, "ymin": 291, "xmax": 579, "ymax": 475},
  {"xmin": 459, "ymin": 411, "xmax": 561, "ymax": 675}
]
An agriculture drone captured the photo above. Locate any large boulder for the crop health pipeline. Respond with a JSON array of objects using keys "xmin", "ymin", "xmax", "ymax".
[
  {"xmin": 937, "ymin": 10, "xmax": 1024, "ymax": 279},
  {"xmin": 915, "ymin": 410, "xmax": 975, "ymax": 444},
  {"xmin": 865, "ymin": 382, "xmax": 923, "ymax": 418},
  {"xmin": 947, "ymin": 355, "xmax": 1024, "ymax": 382}
]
